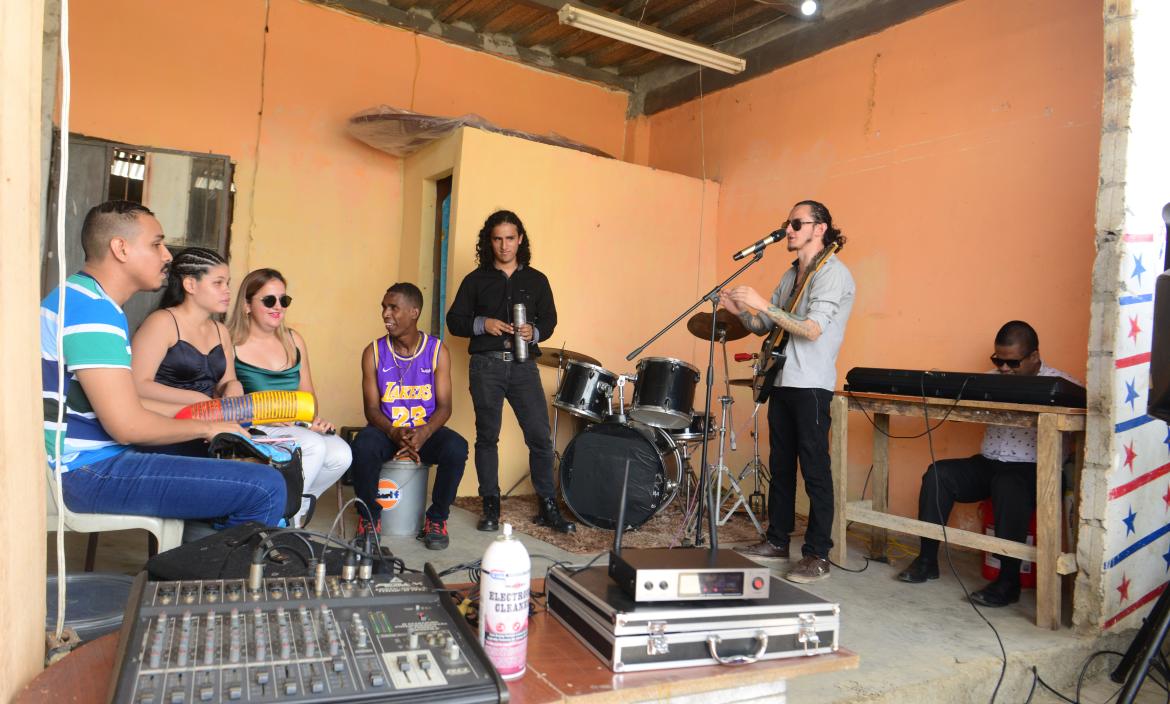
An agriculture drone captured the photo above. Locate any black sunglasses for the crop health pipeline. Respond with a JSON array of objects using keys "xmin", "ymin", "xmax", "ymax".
[
  {"xmin": 787, "ymin": 219, "xmax": 820, "ymax": 231},
  {"xmin": 256, "ymin": 294, "xmax": 292, "ymax": 309},
  {"xmin": 990, "ymin": 356, "xmax": 1025, "ymax": 369}
]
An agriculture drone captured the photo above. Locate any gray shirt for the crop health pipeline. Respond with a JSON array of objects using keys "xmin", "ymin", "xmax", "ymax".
[{"xmin": 745, "ymin": 255, "xmax": 855, "ymax": 391}]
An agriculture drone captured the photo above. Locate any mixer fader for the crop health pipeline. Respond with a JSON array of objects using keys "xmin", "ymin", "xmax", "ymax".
[{"xmin": 108, "ymin": 566, "xmax": 506, "ymax": 703}]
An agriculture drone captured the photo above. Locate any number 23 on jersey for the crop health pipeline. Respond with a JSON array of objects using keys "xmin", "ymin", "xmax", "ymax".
[{"xmin": 391, "ymin": 406, "xmax": 428, "ymax": 427}]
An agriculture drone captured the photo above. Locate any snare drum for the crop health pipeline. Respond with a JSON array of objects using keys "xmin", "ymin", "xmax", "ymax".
[
  {"xmin": 671, "ymin": 412, "xmax": 716, "ymax": 441},
  {"xmin": 629, "ymin": 357, "xmax": 699, "ymax": 430},
  {"xmin": 552, "ymin": 361, "xmax": 618, "ymax": 422},
  {"xmin": 559, "ymin": 421, "xmax": 682, "ymax": 530}
]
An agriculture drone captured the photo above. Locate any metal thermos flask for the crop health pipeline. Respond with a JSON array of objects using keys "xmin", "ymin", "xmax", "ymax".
[{"xmin": 512, "ymin": 303, "xmax": 528, "ymax": 362}]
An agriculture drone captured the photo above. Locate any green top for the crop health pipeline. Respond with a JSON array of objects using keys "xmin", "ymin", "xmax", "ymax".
[{"xmin": 235, "ymin": 349, "xmax": 302, "ymax": 393}]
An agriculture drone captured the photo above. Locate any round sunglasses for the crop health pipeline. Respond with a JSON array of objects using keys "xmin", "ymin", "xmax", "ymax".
[
  {"xmin": 786, "ymin": 219, "xmax": 820, "ymax": 231},
  {"xmin": 255, "ymin": 294, "xmax": 292, "ymax": 309}
]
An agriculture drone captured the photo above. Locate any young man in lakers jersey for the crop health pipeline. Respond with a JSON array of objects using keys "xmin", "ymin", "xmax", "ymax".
[{"xmin": 351, "ymin": 282, "xmax": 468, "ymax": 549}]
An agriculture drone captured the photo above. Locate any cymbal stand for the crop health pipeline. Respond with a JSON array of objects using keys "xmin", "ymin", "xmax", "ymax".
[
  {"xmin": 504, "ymin": 349, "xmax": 569, "ymax": 497},
  {"xmin": 709, "ymin": 338, "xmax": 765, "ymax": 536}
]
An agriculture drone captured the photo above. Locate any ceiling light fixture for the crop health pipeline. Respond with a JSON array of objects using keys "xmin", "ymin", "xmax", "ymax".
[
  {"xmin": 557, "ymin": 3, "xmax": 747, "ymax": 75},
  {"xmin": 769, "ymin": 1, "xmax": 821, "ymax": 18}
]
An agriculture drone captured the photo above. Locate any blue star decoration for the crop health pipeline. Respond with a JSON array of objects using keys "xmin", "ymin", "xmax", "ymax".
[
  {"xmin": 1123, "ymin": 506, "xmax": 1137, "ymax": 536},
  {"xmin": 1133, "ymin": 254, "xmax": 1147, "ymax": 286},
  {"xmin": 1164, "ymin": 544, "xmax": 1170, "ymax": 572},
  {"xmin": 1125, "ymin": 378, "xmax": 1140, "ymax": 411},
  {"xmin": 1164, "ymin": 427, "xmax": 1170, "ymax": 454}
]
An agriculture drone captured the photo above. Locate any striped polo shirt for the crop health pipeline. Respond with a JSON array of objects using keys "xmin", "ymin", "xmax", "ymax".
[{"xmin": 41, "ymin": 272, "xmax": 131, "ymax": 470}]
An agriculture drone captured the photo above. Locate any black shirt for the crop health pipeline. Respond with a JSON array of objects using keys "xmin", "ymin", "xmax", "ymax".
[{"xmin": 446, "ymin": 265, "xmax": 557, "ymax": 355}]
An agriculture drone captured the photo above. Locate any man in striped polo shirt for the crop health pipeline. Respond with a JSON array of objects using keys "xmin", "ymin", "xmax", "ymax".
[{"xmin": 42, "ymin": 200, "xmax": 285, "ymax": 526}]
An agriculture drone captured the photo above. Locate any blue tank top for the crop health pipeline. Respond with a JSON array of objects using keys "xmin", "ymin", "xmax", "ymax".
[
  {"xmin": 154, "ymin": 311, "xmax": 227, "ymax": 397},
  {"xmin": 374, "ymin": 332, "xmax": 441, "ymax": 427}
]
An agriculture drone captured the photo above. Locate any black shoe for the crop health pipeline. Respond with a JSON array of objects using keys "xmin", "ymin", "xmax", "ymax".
[
  {"xmin": 420, "ymin": 517, "xmax": 449, "ymax": 550},
  {"xmin": 969, "ymin": 578, "xmax": 1021, "ymax": 607},
  {"xmin": 897, "ymin": 557, "xmax": 940, "ymax": 583},
  {"xmin": 533, "ymin": 496, "xmax": 576, "ymax": 533},
  {"xmin": 477, "ymin": 495, "xmax": 500, "ymax": 532}
]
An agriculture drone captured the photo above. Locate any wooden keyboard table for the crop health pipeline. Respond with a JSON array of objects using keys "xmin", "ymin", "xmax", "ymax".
[{"xmin": 828, "ymin": 391, "xmax": 1085, "ymax": 629}]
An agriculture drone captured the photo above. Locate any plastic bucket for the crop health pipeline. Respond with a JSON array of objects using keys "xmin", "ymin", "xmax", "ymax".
[
  {"xmin": 980, "ymin": 500, "xmax": 1036, "ymax": 589},
  {"xmin": 377, "ymin": 459, "xmax": 428, "ymax": 536},
  {"xmin": 45, "ymin": 573, "xmax": 135, "ymax": 642}
]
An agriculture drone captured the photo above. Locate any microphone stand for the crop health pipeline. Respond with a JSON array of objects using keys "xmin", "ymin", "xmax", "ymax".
[{"xmin": 627, "ymin": 250, "xmax": 766, "ymax": 549}]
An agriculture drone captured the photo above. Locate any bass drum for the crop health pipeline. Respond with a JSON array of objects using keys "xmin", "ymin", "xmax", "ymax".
[{"xmin": 559, "ymin": 421, "xmax": 682, "ymax": 530}]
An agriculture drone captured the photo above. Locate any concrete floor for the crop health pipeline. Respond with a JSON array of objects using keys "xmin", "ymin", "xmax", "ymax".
[{"xmin": 47, "ymin": 486, "xmax": 1168, "ymax": 703}]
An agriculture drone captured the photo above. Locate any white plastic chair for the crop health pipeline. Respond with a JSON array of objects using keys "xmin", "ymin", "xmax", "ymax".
[{"xmin": 46, "ymin": 467, "xmax": 184, "ymax": 571}]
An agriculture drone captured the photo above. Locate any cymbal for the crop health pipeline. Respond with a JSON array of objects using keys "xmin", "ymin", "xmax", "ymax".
[
  {"xmin": 687, "ymin": 310, "xmax": 750, "ymax": 342},
  {"xmin": 729, "ymin": 378, "xmax": 758, "ymax": 388},
  {"xmin": 538, "ymin": 347, "xmax": 602, "ymax": 368}
]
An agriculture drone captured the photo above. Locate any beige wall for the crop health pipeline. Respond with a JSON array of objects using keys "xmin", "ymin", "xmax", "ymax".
[
  {"xmin": 1, "ymin": 0, "xmax": 47, "ymax": 695},
  {"xmin": 436, "ymin": 127, "xmax": 720, "ymax": 496}
]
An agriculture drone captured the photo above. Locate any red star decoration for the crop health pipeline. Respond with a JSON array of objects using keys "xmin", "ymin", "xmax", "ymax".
[
  {"xmin": 1124, "ymin": 442, "xmax": 1138, "ymax": 472},
  {"xmin": 1129, "ymin": 315, "xmax": 1143, "ymax": 342},
  {"xmin": 1118, "ymin": 574, "xmax": 1132, "ymax": 603},
  {"xmin": 1164, "ymin": 484, "xmax": 1170, "ymax": 509}
]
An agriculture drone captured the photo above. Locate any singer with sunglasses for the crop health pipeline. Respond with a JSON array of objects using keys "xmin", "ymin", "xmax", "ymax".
[
  {"xmin": 896, "ymin": 321, "xmax": 1080, "ymax": 607},
  {"xmin": 227, "ymin": 268, "xmax": 352, "ymax": 527},
  {"xmin": 446, "ymin": 209, "xmax": 575, "ymax": 534},
  {"xmin": 720, "ymin": 199, "xmax": 855, "ymax": 585}
]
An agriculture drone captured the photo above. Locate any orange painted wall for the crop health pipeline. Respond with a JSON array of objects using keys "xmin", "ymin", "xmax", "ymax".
[
  {"xmin": 643, "ymin": 0, "xmax": 1103, "ymax": 524},
  {"xmin": 65, "ymin": 0, "xmax": 629, "ymax": 428}
]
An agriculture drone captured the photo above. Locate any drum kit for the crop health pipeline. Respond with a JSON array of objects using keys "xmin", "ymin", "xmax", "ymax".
[{"xmin": 536, "ymin": 311, "xmax": 770, "ymax": 535}]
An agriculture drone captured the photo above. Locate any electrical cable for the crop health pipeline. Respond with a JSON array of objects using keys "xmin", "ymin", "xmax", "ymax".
[
  {"xmin": 913, "ymin": 378, "xmax": 1008, "ymax": 704},
  {"xmin": 51, "ymin": 0, "xmax": 73, "ymax": 642}
]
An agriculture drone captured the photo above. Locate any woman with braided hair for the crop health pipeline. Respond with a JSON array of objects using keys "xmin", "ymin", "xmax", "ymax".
[{"xmin": 131, "ymin": 247, "xmax": 242, "ymax": 408}]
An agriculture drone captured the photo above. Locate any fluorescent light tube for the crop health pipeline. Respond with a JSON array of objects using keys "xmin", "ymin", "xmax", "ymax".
[{"xmin": 557, "ymin": 3, "xmax": 746, "ymax": 75}]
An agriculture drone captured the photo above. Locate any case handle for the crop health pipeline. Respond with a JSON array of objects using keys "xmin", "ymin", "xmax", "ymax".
[{"xmin": 705, "ymin": 631, "xmax": 768, "ymax": 666}]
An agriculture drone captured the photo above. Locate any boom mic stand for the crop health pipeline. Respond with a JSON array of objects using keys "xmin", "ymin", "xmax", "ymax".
[{"xmin": 627, "ymin": 251, "xmax": 765, "ymax": 548}]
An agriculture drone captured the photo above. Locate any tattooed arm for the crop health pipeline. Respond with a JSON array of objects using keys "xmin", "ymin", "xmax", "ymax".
[
  {"xmin": 726, "ymin": 286, "xmax": 823, "ymax": 341},
  {"xmin": 719, "ymin": 288, "xmax": 772, "ymax": 335},
  {"xmin": 762, "ymin": 306, "xmax": 822, "ymax": 340}
]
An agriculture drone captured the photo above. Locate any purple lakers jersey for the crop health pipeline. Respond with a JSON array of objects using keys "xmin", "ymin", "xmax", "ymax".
[{"xmin": 374, "ymin": 332, "xmax": 441, "ymax": 427}]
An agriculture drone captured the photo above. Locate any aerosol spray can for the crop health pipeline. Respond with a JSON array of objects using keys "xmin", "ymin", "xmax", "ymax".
[
  {"xmin": 512, "ymin": 303, "xmax": 528, "ymax": 363},
  {"xmin": 479, "ymin": 523, "xmax": 530, "ymax": 679}
]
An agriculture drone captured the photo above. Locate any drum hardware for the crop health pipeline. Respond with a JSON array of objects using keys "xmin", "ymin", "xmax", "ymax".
[
  {"xmin": 715, "ymin": 361, "xmax": 769, "ymax": 530},
  {"xmin": 625, "ymin": 248, "xmax": 767, "ymax": 548},
  {"xmin": 606, "ymin": 374, "xmax": 633, "ymax": 424}
]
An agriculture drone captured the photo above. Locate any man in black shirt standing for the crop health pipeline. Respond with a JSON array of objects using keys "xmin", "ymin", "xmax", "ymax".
[{"xmin": 447, "ymin": 210, "xmax": 575, "ymax": 533}]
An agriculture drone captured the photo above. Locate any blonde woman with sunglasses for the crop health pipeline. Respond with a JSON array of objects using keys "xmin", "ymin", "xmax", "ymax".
[{"xmin": 228, "ymin": 268, "xmax": 351, "ymax": 527}]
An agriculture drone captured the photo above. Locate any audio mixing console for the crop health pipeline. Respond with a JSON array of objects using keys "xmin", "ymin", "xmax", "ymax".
[{"xmin": 107, "ymin": 565, "xmax": 505, "ymax": 703}]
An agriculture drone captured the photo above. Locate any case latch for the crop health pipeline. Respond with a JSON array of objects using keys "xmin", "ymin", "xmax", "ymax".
[
  {"xmin": 798, "ymin": 613, "xmax": 820, "ymax": 654},
  {"xmin": 647, "ymin": 621, "xmax": 669, "ymax": 655}
]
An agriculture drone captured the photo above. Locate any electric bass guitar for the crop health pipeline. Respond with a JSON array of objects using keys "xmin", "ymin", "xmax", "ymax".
[{"xmin": 751, "ymin": 241, "xmax": 841, "ymax": 403}]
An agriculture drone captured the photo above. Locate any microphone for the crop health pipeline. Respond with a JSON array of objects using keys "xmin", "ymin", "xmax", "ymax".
[{"xmin": 732, "ymin": 226, "xmax": 787, "ymax": 260}]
